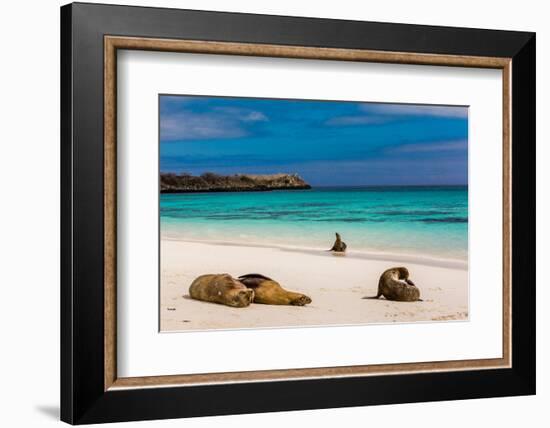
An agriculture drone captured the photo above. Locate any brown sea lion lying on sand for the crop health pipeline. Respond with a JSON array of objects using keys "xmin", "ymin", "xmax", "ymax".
[
  {"xmin": 329, "ymin": 232, "xmax": 347, "ymax": 253},
  {"xmin": 238, "ymin": 274, "xmax": 312, "ymax": 306},
  {"xmin": 189, "ymin": 274, "xmax": 255, "ymax": 308},
  {"xmin": 189, "ymin": 273, "xmax": 312, "ymax": 307},
  {"xmin": 365, "ymin": 267, "xmax": 422, "ymax": 302}
]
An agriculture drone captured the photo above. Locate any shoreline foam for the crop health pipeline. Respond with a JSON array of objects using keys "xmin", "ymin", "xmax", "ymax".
[{"xmin": 161, "ymin": 235, "xmax": 468, "ymax": 270}]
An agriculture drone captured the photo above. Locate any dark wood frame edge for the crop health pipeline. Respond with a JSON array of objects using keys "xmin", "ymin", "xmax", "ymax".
[{"xmin": 61, "ymin": 3, "xmax": 535, "ymax": 424}]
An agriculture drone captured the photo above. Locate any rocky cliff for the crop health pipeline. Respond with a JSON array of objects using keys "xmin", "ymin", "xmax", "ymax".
[{"xmin": 160, "ymin": 172, "xmax": 311, "ymax": 193}]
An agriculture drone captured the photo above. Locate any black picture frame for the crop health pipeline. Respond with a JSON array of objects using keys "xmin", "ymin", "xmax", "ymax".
[{"xmin": 61, "ymin": 2, "xmax": 535, "ymax": 424}]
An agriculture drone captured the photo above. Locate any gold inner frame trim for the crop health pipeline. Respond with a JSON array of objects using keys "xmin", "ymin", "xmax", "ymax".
[{"xmin": 104, "ymin": 35, "xmax": 512, "ymax": 391}]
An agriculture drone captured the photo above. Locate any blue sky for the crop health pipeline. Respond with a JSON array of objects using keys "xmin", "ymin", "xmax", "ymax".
[{"xmin": 160, "ymin": 95, "xmax": 468, "ymax": 186}]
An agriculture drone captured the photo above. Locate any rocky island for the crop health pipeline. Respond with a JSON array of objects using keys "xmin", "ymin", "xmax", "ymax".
[{"xmin": 160, "ymin": 172, "xmax": 311, "ymax": 193}]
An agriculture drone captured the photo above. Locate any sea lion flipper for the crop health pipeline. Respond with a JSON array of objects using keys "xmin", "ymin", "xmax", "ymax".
[{"xmin": 239, "ymin": 274, "xmax": 311, "ymax": 306}]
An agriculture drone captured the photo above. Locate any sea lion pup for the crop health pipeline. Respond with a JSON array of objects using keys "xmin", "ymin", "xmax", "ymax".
[
  {"xmin": 365, "ymin": 267, "xmax": 422, "ymax": 302},
  {"xmin": 189, "ymin": 274, "xmax": 255, "ymax": 308},
  {"xmin": 238, "ymin": 274, "xmax": 312, "ymax": 306},
  {"xmin": 329, "ymin": 232, "xmax": 347, "ymax": 253}
]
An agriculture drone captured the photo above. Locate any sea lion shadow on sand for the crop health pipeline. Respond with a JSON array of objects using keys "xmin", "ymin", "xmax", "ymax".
[
  {"xmin": 188, "ymin": 273, "xmax": 312, "ymax": 307},
  {"xmin": 364, "ymin": 267, "xmax": 423, "ymax": 302}
]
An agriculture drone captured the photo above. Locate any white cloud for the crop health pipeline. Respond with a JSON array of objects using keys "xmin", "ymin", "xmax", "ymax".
[
  {"xmin": 325, "ymin": 103, "xmax": 468, "ymax": 127},
  {"xmin": 212, "ymin": 107, "xmax": 268, "ymax": 122},
  {"xmin": 389, "ymin": 139, "xmax": 467, "ymax": 154},
  {"xmin": 359, "ymin": 103, "xmax": 468, "ymax": 119},
  {"xmin": 242, "ymin": 111, "xmax": 268, "ymax": 122},
  {"xmin": 325, "ymin": 115, "xmax": 389, "ymax": 126},
  {"xmin": 160, "ymin": 111, "xmax": 247, "ymax": 141},
  {"xmin": 161, "ymin": 108, "xmax": 268, "ymax": 141}
]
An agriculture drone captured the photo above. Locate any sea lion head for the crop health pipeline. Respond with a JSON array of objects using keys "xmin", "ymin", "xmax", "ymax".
[
  {"xmin": 189, "ymin": 274, "xmax": 256, "ymax": 308},
  {"xmin": 227, "ymin": 286, "xmax": 255, "ymax": 308},
  {"xmin": 394, "ymin": 267, "xmax": 409, "ymax": 278},
  {"xmin": 392, "ymin": 267, "xmax": 415, "ymax": 285},
  {"xmin": 335, "ymin": 232, "xmax": 341, "ymax": 241},
  {"xmin": 219, "ymin": 275, "xmax": 254, "ymax": 307}
]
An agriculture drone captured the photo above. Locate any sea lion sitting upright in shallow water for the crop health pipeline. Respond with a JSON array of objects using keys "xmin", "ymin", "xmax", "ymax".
[
  {"xmin": 189, "ymin": 274, "xmax": 255, "ymax": 308},
  {"xmin": 238, "ymin": 274, "xmax": 312, "ymax": 306},
  {"xmin": 329, "ymin": 232, "xmax": 347, "ymax": 253},
  {"xmin": 365, "ymin": 267, "xmax": 422, "ymax": 302}
]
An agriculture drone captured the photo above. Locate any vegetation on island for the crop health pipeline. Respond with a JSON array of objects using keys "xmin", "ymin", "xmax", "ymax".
[{"xmin": 160, "ymin": 172, "xmax": 311, "ymax": 193}]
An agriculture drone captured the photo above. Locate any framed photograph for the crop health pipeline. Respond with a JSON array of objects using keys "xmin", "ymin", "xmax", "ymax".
[{"xmin": 61, "ymin": 2, "xmax": 535, "ymax": 424}]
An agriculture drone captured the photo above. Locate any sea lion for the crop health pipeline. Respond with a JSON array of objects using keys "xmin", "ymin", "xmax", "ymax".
[
  {"xmin": 189, "ymin": 273, "xmax": 255, "ymax": 308},
  {"xmin": 238, "ymin": 273, "xmax": 312, "ymax": 306},
  {"xmin": 365, "ymin": 267, "xmax": 422, "ymax": 302},
  {"xmin": 329, "ymin": 232, "xmax": 347, "ymax": 252}
]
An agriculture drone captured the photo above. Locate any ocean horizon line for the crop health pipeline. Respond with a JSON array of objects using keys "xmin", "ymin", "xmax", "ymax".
[
  {"xmin": 302, "ymin": 184, "xmax": 467, "ymax": 189},
  {"xmin": 159, "ymin": 182, "xmax": 468, "ymax": 190}
]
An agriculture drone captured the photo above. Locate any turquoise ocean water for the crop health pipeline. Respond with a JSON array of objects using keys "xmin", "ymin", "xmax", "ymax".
[{"xmin": 160, "ymin": 186, "xmax": 468, "ymax": 262}]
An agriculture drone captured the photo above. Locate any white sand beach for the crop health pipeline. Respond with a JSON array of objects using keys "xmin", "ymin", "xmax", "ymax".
[{"xmin": 160, "ymin": 238, "xmax": 468, "ymax": 332}]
